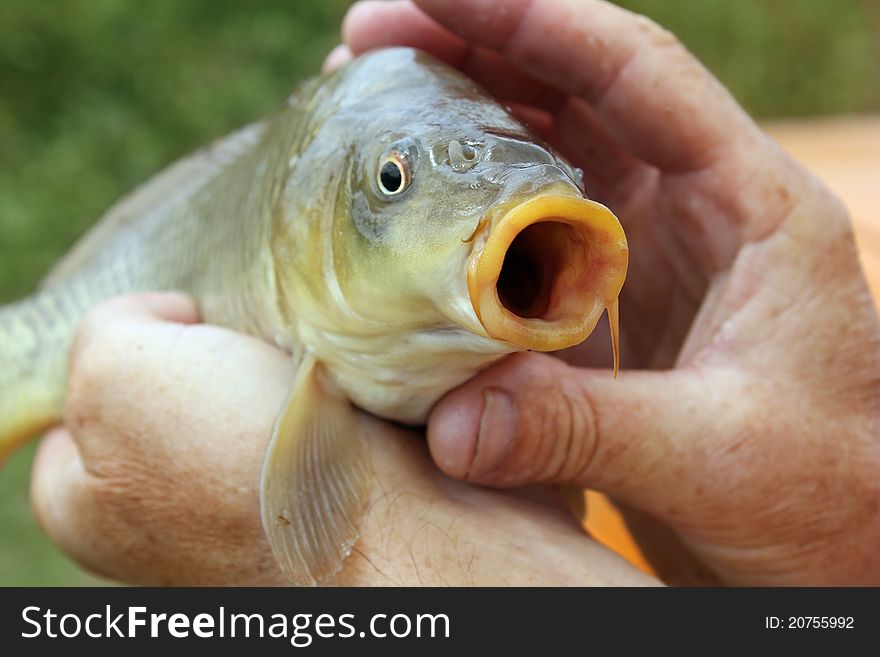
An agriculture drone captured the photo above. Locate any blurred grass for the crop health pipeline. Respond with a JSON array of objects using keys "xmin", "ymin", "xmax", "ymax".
[{"xmin": 0, "ymin": 0, "xmax": 878, "ymax": 585}]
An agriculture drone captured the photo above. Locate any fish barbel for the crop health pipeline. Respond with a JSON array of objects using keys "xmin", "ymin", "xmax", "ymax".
[{"xmin": 0, "ymin": 48, "xmax": 627, "ymax": 584}]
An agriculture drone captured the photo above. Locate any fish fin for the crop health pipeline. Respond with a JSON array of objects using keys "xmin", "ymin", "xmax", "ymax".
[
  {"xmin": 42, "ymin": 123, "xmax": 266, "ymax": 287},
  {"xmin": 607, "ymin": 298, "xmax": 620, "ymax": 378},
  {"xmin": 260, "ymin": 354, "xmax": 369, "ymax": 586},
  {"xmin": 0, "ymin": 297, "xmax": 69, "ymax": 464}
]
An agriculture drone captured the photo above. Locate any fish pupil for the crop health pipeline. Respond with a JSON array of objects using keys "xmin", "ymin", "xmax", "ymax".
[{"xmin": 380, "ymin": 161, "xmax": 403, "ymax": 194}]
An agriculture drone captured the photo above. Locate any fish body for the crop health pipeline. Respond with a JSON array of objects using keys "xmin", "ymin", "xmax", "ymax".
[{"xmin": 0, "ymin": 48, "xmax": 627, "ymax": 584}]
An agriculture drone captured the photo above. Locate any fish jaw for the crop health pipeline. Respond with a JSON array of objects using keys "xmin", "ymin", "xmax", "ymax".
[{"xmin": 467, "ymin": 193, "xmax": 628, "ymax": 361}]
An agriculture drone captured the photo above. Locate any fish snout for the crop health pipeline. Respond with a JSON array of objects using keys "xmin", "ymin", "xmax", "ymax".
[{"xmin": 467, "ymin": 194, "xmax": 628, "ymax": 352}]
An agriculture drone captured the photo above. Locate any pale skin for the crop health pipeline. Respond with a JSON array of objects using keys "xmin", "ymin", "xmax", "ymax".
[
  {"xmin": 31, "ymin": 294, "xmax": 654, "ymax": 586},
  {"xmin": 32, "ymin": 0, "xmax": 880, "ymax": 585}
]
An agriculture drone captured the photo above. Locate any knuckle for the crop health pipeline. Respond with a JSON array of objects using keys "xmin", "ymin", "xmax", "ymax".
[
  {"xmin": 69, "ymin": 303, "xmax": 108, "ymax": 372},
  {"xmin": 568, "ymin": 384, "xmax": 600, "ymax": 479},
  {"xmin": 553, "ymin": 384, "xmax": 598, "ymax": 483},
  {"xmin": 88, "ymin": 470, "xmax": 143, "ymax": 517},
  {"xmin": 636, "ymin": 14, "xmax": 681, "ymax": 51},
  {"xmin": 69, "ymin": 295, "xmax": 141, "ymax": 374},
  {"xmin": 65, "ymin": 305, "xmax": 137, "ymax": 440},
  {"xmin": 527, "ymin": 363, "xmax": 597, "ymax": 484},
  {"xmin": 64, "ymin": 343, "xmax": 117, "ymax": 438}
]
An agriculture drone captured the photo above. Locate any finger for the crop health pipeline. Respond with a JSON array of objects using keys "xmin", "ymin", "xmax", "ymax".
[
  {"xmin": 30, "ymin": 428, "xmax": 113, "ymax": 579},
  {"xmin": 344, "ymin": 0, "xmax": 468, "ymax": 66},
  {"xmin": 411, "ymin": 0, "xmax": 761, "ymax": 172},
  {"xmin": 69, "ymin": 291, "xmax": 198, "ymax": 366},
  {"xmin": 548, "ymin": 97, "xmax": 647, "ymax": 207},
  {"xmin": 343, "ymin": 1, "xmax": 639, "ymax": 202},
  {"xmin": 65, "ymin": 292, "xmax": 293, "ymax": 465},
  {"xmin": 343, "ymin": 0, "xmax": 564, "ymax": 109},
  {"xmin": 65, "ymin": 293, "xmax": 201, "ymax": 460},
  {"xmin": 346, "ymin": 0, "xmax": 806, "ymax": 261},
  {"xmin": 505, "ymin": 102, "xmax": 554, "ymax": 140},
  {"xmin": 54, "ymin": 293, "xmax": 294, "ymax": 584},
  {"xmin": 321, "ymin": 32, "xmax": 553, "ymax": 139},
  {"xmin": 427, "ymin": 352, "xmax": 740, "ymax": 519},
  {"xmin": 323, "ymin": 44, "xmax": 353, "ymax": 72},
  {"xmin": 84, "ymin": 290, "xmax": 199, "ymax": 326}
]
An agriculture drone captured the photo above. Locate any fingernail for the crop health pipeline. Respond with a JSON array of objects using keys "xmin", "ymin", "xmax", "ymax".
[
  {"xmin": 33, "ymin": 428, "xmax": 72, "ymax": 467},
  {"xmin": 468, "ymin": 387, "xmax": 517, "ymax": 480},
  {"xmin": 322, "ymin": 44, "xmax": 352, "ymax": 73}
]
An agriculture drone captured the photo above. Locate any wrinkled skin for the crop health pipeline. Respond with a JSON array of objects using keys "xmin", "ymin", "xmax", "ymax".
[
  {"xmin": 31, "ymin": 294, "xmax": 653, "ymax": 586},
  {"xmin": 278, "ymin": 48, "xmax": 617, "ymax": 424},
  {"xmin": 336, "ymin": 0, "xmax": 880, "ymax": 585},
  {"xmin": 31, "ymin": 0, "xmax": 880, "ymax": 586}
]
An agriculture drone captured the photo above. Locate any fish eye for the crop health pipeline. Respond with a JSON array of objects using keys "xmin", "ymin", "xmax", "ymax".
[{"xmin": 377, "ymin": 151, "xmax": 411, "ymax": 196}]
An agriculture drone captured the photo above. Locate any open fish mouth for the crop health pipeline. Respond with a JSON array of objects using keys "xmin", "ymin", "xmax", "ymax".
[{"xmin": 467, "ymin": 194, "xmax": 628, "ymax": 355}]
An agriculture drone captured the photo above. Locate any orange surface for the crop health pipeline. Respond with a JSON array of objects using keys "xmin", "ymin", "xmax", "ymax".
[{"xmin": 583, "ymin": 115, "xmax": 880, "ymax": 577}]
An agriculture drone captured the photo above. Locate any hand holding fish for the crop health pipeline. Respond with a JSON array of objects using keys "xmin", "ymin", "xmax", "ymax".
[
  {"xmin": 8, "ymin": 0, "xmax": 879, "ymax": 587},
  {"xmin": 4, "ymin": 24, "xmax": 628, "ymax": 583},
  {"xmin": 338, "ymin": 0, "xmax": 880, "ymax": 585},
  {"xmin": 30, "ymin": 293, "xmax": 654, "ymax": 586}
]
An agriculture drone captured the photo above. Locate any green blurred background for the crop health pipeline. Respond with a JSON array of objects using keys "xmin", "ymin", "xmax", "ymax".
[{"xmin": 1, "ymin": 0, "xmax": 878, "ymax": 585}]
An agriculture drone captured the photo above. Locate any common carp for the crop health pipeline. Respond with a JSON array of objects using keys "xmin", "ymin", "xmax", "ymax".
[{"xmin": 0, "ymin": 48, "xmax": 628, "ymax": 584}]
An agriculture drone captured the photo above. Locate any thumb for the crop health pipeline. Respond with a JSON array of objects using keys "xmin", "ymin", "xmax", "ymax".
[{"xmin": 427, "ymin": 352, "xmax": 734, "ymax": 513}]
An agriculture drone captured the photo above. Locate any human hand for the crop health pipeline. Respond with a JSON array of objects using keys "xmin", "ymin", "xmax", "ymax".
[
  {"xmin": 336, "ymin": 0, "xmax": 880, "ymax": 585},
  {"xmin": 30, "ymin": 293, "xmax": 655, "ymax": 586}
]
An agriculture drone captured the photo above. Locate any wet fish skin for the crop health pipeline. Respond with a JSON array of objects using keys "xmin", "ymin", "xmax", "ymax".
[
  {"xmin": 0, "ymin": 48, "xmax": 627, "ymax": 584},
  {"xmin": 271, "ymin": 49, "xmax": 600, "ymax": 421}
]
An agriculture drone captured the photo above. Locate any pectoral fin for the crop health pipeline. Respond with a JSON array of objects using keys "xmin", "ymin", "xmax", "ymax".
[{"xmin": 260, "ymin": 354, "xmax": 369, "ymax": 585}]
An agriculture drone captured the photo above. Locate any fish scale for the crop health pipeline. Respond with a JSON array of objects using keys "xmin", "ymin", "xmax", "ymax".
[
  {"xmin": 0, "ymin": 48, "xmax": 628, "ymax": 585},
  {"xmin": 0, "ymin": 115, "xmax": 294, "ymax": 459}
]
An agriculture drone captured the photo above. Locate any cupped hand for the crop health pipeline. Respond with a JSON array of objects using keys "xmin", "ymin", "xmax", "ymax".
[
  {"xmin": 30, "ymin": 293, "xmax": 289, "ymax": 585},
  {"xmin": 30, "ymin": 293, "xmax": 655, "ymax": 586},
  {"xmin": 336, "ymin": 0, "xmax": 880, "ymax": 585}
]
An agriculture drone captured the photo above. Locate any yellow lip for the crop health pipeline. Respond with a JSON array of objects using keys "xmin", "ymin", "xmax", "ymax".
[{"xmin": 467, "ymin": 194, "xmax": 628, "ymax": 362}]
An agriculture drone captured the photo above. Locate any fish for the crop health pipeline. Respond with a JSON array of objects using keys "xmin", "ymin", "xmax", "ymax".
[{"xmin": 0, "ymin": 47, "xmax": 628, "ymax": 585}]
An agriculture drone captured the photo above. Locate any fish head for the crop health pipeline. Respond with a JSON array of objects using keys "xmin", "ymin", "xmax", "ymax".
[
  {"xmin": 274, "ymin": 48, "xmax": 627, "ymax": 412},
  {"xmin": 312, "ymin": 49, "xmax": 626, "ymax": 353}
]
